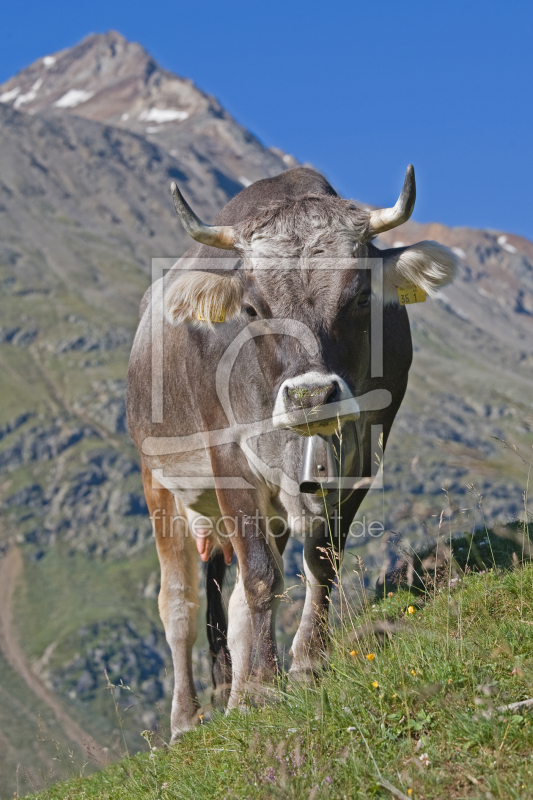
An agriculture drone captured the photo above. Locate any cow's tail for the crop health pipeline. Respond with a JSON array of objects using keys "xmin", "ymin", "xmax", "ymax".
[{"xmin": 205, "ymin": 551, "xmax": 232, "ymax": 707}]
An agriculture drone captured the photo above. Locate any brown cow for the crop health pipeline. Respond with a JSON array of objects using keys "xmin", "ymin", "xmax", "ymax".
[{"xmin": 126, "ymin": 166, "xmax": 457, "ymax": 740}]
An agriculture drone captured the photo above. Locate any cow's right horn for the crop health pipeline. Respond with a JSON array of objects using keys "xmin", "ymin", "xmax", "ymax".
[
  {"xmin": 367, "ymin": 165, "xmax": 416, "ymax": 236},
  {"xmin": 171, "ymin": 182, "xmax": 236, "ymax": 250}
]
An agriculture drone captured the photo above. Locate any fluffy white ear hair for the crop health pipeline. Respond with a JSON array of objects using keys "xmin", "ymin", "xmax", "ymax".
[
  {"xmin": 164, "ymin": 271, "xmax": 243, "ymax": 327},
  {"xmin": 380, "ymin": 241, "xmax": 459, "ymax": 305}
]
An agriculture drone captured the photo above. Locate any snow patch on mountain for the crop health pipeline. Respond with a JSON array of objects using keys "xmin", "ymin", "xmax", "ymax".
[
  {"xmin": 0, "ymin": 86, "xmax": 20, "ymax": 103},
  {"xmin": 14, "ymin": 79, "xmax": 43, "ymax": 107},
  {"xmin": 497, "ymin": 235, "xmax": 518, "ymax": 255},
  {"xmin": 54, "ymin": 89, "xmax": 95, "ymax": 108},
  {"xmin": 138, "ymin": 108, "xmax": 189, "ymax": 123}
]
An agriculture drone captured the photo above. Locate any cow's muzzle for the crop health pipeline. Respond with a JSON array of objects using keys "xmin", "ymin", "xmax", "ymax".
[
  {"xmin": 272, "ymin": 372, "xmax": 358, "ymax": 435},
  {"xmin": 283, "ymin": 380, "xmax": 339, "ymax": 412}
]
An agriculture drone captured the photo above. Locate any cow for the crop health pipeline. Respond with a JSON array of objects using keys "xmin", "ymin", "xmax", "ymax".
[{"xmin": 126, "ymin": 166, "xmax": 457, "ymax": 740}]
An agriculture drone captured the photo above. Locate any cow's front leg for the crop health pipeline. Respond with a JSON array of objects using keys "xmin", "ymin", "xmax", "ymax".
[
  {"xmin": 142, "ymin": 464, "xmax": 199, "ymax": 740},
  {"xmin": 226, "ymin": 566, "xmax": 252, "ymax": 705},
  {"xmin": 289, "ymin": 521, "xmax": 340, "ymax": 676},
  {"xmin": 217, "ymin": 491, "xmax": 284, "ymax": 709}
]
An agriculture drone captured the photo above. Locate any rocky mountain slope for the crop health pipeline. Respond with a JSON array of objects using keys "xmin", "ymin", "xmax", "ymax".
[
  {"xmin": 0, "ymin": 31, "xmax": 532, "ymax": 798},
  {"xmin": 367, "ymin": 220, "xmax": 533, "ymax": 535},
  {"xmin": 0, "ymin": 31, "xmax": 296, "ymax": 193}
]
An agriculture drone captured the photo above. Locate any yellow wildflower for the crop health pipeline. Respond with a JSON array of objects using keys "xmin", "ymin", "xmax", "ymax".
[
  {"xmin": 407, "ymin": 605, "xmax": 416, "ymax": 614},
  {"xmin": 411, "ymin": 670, "xmax": 416, "ymax": 676},
  {"xmin": 366, "ymin": 653, "xmax": 375, "ymax": 661},
  {"xmin": 372, "ymin": 681, "xmax": 379, "ymax": 688},
  {"xmin": 349, "ymin": 650, "xmax": 358, "ymax": 657}
]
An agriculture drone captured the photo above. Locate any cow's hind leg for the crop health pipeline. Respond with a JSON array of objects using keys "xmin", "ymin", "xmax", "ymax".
[
  {"xmin": 205, "ymin": 551, "xmax": 232, "ymax": 706},
  {"xmin": 142, "ymin": 463, "xmax": 199, "ymax": 740}
]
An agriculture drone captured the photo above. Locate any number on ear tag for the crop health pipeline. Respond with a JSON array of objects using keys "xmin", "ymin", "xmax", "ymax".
[{"xmin": 397, "ymin": 286, "xmax": 427, "ymax": 305}]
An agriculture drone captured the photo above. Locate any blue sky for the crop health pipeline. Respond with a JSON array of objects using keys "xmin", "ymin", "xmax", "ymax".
[{"xmin": 1, "ymin": 0, "xmax": 532, "ymax": 239}]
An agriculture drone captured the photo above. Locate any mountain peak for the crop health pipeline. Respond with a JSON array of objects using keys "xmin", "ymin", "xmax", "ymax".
[
  {"xmin": 0, "ymin": 31, "xmax": 297, "ymax": 189},
  {"xmin": 0, "ymin": 30, "xmax": 219, "ymax": 130}
]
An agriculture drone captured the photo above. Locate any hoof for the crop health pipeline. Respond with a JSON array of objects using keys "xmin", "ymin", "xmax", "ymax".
[
  {"xmin": 211, "ymin": 681, "xmax": 232, "ymax": 710},
  {"xmin": 169, "ymin": 711, "xmax": 201, "ymax": 743},
  {"xmin": 227, "ymin": 679, "xmax": 281, "ymax": 711},
  {"xmin": 169, "ymin": 727, "xmax": 194, "ymax": 744},
  {"xmin": 287, "ymin": 666, "xmax": 317, "ymax": 685}
]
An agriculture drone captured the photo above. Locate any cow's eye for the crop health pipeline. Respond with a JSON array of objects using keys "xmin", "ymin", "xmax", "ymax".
[
  {"xmin": 358, "ymin": 292, "xmax": 371, "ymax": 308},
  {"xmin": 244, "ymin": 305, "xmax": 258, "ymax": 318}
]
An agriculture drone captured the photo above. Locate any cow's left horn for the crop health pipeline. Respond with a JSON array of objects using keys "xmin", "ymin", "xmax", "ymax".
[
  {"xmin": 171, "ymin": 182, "xmax": 236, "ymax": 250},
  {"xmin": 367, "ymin": 165, "xmax": 416, "ymax": 236}
]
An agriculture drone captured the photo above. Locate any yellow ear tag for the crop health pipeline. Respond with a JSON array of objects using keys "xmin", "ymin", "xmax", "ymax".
[
  {"xmin": 397, "ymin": 286, "xmax": 427, "ymax": 305},
  {"xmin": 197, "ymin": 307, "xmax": 226, "ymax": 323}
]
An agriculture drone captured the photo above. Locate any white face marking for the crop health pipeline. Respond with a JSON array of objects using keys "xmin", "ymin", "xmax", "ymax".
[{"xmin": 272, "ymin": 371, "xmax": 359, "ymax": 435}]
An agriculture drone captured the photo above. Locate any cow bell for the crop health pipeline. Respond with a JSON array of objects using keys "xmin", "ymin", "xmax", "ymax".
[{"xmin": 299, "ymin": 434, "xmax": 339, "ymax": 495}]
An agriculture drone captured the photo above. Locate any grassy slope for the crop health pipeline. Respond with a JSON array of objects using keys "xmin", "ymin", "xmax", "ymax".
[{"xmin": 24, "ymin": 545, "xmax": 533, "ymax": 800}]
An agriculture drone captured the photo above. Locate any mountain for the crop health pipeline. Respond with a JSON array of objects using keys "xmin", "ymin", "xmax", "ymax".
[
  {"xmin": 366, "ymin": 220, "xmax": 533, "ymax": 531},
  {"xmin": 0, "ymin": 31, "xmax": 532, "ymax": 798},
  {"xmin": 0, "ymin": 30, "xmax": 296, "ymax": 192}
]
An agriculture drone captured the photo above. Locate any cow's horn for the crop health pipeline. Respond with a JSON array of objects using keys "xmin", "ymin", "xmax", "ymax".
[
  {"xmin": 171, "ymin": 182, "xmax": 236, "ymax": 250},
  {"xmin": 367, "ymin": 165, "xmax": 416, "ymax": 236}
]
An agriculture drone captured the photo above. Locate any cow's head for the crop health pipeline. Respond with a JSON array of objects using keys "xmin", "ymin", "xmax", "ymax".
[{"xmin": 165, "ymin": 167, "xmax": 457, "ymax": 435}]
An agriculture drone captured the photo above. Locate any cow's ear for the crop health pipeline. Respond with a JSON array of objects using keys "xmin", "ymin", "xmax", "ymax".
[
  {"xmin": 164, "ymin": 271, "xmax": 243, "ymax": 326},
  {"xmin": 380, "ymin": 241, "xmax": 458, "ymax": 306}
]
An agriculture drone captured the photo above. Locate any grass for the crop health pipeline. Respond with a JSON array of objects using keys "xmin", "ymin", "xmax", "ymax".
[{"xmin": 23, "ymin": 541, "xmax": 533, "ymax": 800}]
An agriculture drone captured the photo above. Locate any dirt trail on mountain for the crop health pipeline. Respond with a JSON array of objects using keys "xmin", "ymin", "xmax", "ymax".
[{"xmin": 0, "ymin": 548, "xmax": 107, "ymax": 766}]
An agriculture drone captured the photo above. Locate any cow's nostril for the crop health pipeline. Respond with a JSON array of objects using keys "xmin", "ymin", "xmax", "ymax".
[{"xmin": 324, "ymin": 381, "xmax": 339, "ymax": 404}]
